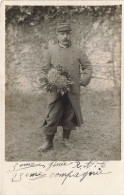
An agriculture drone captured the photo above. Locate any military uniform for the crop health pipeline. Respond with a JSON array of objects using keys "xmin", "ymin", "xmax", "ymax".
[
  {"xmin": 38, "ymin": 22, "xmax": 92, "ymax": 152},
  {"xmin": 42, "ymin": 44, "xmax": 92, "ymax": 134}
]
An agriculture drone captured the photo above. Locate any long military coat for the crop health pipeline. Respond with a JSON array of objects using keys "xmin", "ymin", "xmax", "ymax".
[{"xmin": 42, "ymin": 43, "xmax": 92, "ymax": 127}]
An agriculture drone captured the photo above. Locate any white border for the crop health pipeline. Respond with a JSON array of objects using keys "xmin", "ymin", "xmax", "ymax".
[{"xmin": 1, "ymin": 1, "xmax": 124, "ymax": 195}]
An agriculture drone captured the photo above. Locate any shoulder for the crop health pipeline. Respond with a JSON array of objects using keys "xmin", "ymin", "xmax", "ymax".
[
  {"xmin": 49, "ymin": 44, "xmax": 58, "ymax": 53},
  {"xmin": 71, "ymin": 45, "xmax": 82, "ymax": 57},
  {"xmin": 71, "ymin": 45, "xmax": 81, "ymax": 52},
  {"xmin": 44, "ymin": 44, "xmax": 58, "ymax": 58}
]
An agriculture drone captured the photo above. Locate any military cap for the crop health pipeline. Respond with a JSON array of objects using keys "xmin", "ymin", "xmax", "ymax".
[{"xmin": 56, "ymin": 22, "xmax": 72, "ymax": 32}]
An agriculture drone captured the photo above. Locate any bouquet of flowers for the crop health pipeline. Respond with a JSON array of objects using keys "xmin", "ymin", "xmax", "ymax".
[{"xmin": 40, "ymin": 64, "xmax": 73, "ymax": 96}]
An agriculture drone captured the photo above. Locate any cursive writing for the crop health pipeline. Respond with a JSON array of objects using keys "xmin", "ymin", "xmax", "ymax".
[
  {"xmin": 7, "ymin": 162, "xmax": 45, "ymax": 173},
  {"xmin": 7, "ymin": 161, "xmax": 111, "ymax": 185},
  {"xmin": 46, "ymin": 161, "xmax": 73, "ymax": 171}
]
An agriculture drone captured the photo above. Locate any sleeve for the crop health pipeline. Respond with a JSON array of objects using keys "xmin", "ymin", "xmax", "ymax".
[
  {"xmin": 42, "ymin": 49, "xmax": 52, "ymax": 74},
  {"xmin": 78, "ymin": 50, "xmax": 92, "ymax": 87}
]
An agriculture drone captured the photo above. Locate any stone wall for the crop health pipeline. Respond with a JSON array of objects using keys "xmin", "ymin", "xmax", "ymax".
[{"xmin": 5, "ymin": 13, "xmax": 121, "ymax": 93}]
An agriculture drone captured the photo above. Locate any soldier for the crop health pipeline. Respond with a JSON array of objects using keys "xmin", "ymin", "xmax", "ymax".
[{"xmin": 38, "ymin": 22, "xmax": 92, "ymax": 152}]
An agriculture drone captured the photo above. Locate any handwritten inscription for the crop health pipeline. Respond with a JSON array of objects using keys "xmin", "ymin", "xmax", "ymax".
[
  {"xmin": 7, "ymin": 161, "xmax": 111, "ymax": 185},
  {"xmin": 7, "ymin": 162, "xmax": 45, "ymax": 173}
]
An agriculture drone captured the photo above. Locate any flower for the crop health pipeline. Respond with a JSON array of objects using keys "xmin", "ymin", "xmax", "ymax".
[{"xmin": 40, "ymin": 64, "xmax": 73, "ymax": 95}]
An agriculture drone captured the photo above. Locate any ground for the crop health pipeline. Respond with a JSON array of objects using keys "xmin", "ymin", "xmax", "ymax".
[{"xmin": 5, "ymin": 88, "xmax": 121, "ymax": 161}]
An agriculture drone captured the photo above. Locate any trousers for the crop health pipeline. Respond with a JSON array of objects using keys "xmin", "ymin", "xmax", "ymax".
[{"xmin": 42, "ymin": 94, "xmax": 76, "ymax": 135}]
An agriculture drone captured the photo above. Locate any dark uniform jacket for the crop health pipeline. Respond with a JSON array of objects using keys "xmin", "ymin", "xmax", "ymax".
[{"xmin": 42, "ymin": 43, "xmax": 92, "ymax": 127}]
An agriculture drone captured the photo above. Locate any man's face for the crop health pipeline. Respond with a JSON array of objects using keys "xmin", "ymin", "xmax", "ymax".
[{"xmin": 57, "ymin": 31, "xmax": 71, "ymax": 46}]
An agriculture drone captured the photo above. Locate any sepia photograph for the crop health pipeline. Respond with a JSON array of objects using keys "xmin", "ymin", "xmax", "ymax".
[{"xmin": 5, "ymin": 5, "xmax": 121, "ymax": 161}]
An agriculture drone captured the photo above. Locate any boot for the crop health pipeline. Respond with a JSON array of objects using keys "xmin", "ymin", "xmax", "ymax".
[
  {"xmin": 62, "ymin": 129, "xmax": 72, "ymax": 148},
  {"xmin": 63, "ymin": 129, "xmax": 71, "ymax": 140},
  {"xmin": 37, "ymin": 134, "xmax": 54, "ymax": 152}
]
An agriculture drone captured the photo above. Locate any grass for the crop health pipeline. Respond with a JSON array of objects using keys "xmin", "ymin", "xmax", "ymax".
[{"xmin": 5, "ymin": 88, "xmax": 121, "ymax": 161}]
